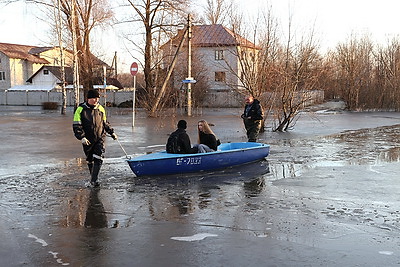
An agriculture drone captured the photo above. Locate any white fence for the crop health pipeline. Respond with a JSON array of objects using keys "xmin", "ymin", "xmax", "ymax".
[
  {"xmin": 0, "ymin": 90, "xmax": 134, "ymax": 106},
  {"xmin": 0, "ymin": 89, "xmax": 324, "ymax": 108}
]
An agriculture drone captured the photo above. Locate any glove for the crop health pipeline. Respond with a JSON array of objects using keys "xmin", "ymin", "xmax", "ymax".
[
  {"xmin": 81, "ymin": 137, "xmax": 91, "ymax": 146},
  {"xmin": 111, "ymin": 133, "xmax": 118, "ymax": 140}
]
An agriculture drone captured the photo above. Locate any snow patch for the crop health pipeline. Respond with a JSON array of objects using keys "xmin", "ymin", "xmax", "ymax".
[
  {"xmin": 28, "ymin": 234, "xmax": 48, "ymax": 247},
  {"xmin": 379, "ymin": 251, "xmax": 394, "ymax": 255},
  {"xmin": 171, "ymin": 233, "xmax": 218, "ymax": 242}
]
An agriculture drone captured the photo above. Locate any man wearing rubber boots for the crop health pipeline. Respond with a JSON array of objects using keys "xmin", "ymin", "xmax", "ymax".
[
  {"xmin": 241, "ymin": 95, "xmax": 263, "ymax": 142},
  {"xmin": 73, "ymin": 89, "xmax": 117, "ymax": 187}
]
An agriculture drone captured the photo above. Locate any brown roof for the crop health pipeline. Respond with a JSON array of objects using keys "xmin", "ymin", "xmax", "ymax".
[
  {"xmin": 0, "ymin": 42, "xmax": 50, "ymax": 64},
  {"xmin": 164, "ymin": 24, "xmax": 260, "ymax": 49}
]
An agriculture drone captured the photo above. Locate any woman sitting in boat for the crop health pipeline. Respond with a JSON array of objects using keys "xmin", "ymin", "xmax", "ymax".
[{"xmin": 194, "ymin": 120, "xmax": 220, "ymax": 153}]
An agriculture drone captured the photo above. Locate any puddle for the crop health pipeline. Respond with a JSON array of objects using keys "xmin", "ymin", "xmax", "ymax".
[{"xmin": 2, "ymin": 107, "xmax": 400, "ymax": 266}]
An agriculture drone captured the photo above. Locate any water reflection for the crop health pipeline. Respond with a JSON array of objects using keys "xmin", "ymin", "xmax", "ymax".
[
  {"xmin": 133, "ymin": 160, "xmax": 270, "ymax": 221},
  {"xmin": 133, "ymin": 160, "xmax": 270, "ymax": 186},
  {"xmin": 243, "ymin": 177, "xmax": 266, "ymax": 198},
  {"xmin": 268, "ymin": 124, "xmax": 400, "ymax": 180},
  {"xmin": 377, "ymin": 147, "xmax": 400, "ymax": 163},
  {"xmin": 84, "ymin": 189, "xmax": 108, "ymax": 228},
  {"xmin": 57, "ymin": 188, "xmax": 108, "ymax": 229}
]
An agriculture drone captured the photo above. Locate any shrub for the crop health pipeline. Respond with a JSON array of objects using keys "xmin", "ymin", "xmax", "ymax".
[{"xmin": 42, "ymin": 102, "xmax": 58, "ymax": 110}]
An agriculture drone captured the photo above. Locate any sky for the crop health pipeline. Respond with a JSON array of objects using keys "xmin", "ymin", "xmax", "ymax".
[{"xmin": 2, "ymin": 0, "xmax": 400, "ymax": 73}]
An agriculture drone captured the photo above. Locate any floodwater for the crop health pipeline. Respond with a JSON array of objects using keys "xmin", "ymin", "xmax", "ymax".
[{"xmin": 1, "ymin": 105, "xmax": 400, "ymax": 266}]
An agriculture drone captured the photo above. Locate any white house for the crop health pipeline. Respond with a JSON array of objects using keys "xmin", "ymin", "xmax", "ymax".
[
  {"xmin": 0, "ymin": 43, "xmax": 52, "ymax": 91},
  {"xmin": 162, "ymin": 24, "xmax": 260, "ymax": 107},
  {"xmin": 0, "ymin": 42, "xmax": 120, "ymax": 92}
]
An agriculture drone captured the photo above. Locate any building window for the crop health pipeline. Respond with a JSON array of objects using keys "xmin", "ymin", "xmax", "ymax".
[
  {"xmin": 0, "ymin": 71, "xmax": 5, "ymax": 81},
  {"xmin": 215, "ymin": 50, "xmax": 224, "ymax": 60},
  {"xmin": 43, "ymin": 69, "xmax": 49, "ymax": 75},
  {"xmin": 215, "ymin": 71, "xmax": 226, "ymax": 82}
]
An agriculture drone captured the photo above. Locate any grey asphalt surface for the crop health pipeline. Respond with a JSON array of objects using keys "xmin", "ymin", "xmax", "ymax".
[{"xmin": 1, "ymin": 104, "xmax": 400, "ymax": 266}]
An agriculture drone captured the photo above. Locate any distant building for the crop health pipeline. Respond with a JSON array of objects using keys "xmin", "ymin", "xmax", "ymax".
[
  {"xmin": 0, "ymin": 42, "xmax": 121, "ymax": 92},
  {"xmin": 161, "ymin": 24, "xmax": 260, "ymax": 107}
]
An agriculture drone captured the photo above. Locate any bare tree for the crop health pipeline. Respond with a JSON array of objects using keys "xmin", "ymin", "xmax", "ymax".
[
  {"xmin": 203, "ymin": 0, "xmax": 231, "ymax": 25},
  {"xmin": 52, "ymin": 0, "xmax": 67, "ymax": 114},
  {"xmin": 221, "ymin": 7, "xmax": 326, "ymax": 132},
  {"xmin": 121, "ymin": 0, "xmax": 189, "ymax": 115},
  {"xmin": 372, "ymin": 39, "xmax": 400, "ymax": 110},
  {"xmin": 59, "ymin": 0, "xmax": 114, "ymax": 97},
  {"xmin": 272, "ymin": 35, "xmax": 325, "ymax": 131},
  {"xmin": 334, "ymin": 35, "xmax": 374, "ymax": 110},
  {"xmin": 25, "ymin": 0, "xmax": 114, "ymax": 98}
]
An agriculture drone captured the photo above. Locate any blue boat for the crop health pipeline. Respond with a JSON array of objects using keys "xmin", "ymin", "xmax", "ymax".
[{"xmin": 127, "ymin": 142, "xmax": 270, "ymax": 177}]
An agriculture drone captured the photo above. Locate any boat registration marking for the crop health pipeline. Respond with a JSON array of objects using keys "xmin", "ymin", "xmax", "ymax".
[{"xmin": 176, "ymin": 157, "xmax": 202, "ymax": 166}]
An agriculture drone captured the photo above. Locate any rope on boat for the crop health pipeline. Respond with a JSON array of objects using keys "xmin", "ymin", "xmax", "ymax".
[{"xmin": 116, "ymin": 139, "xmax": 131, "ymax": 159}]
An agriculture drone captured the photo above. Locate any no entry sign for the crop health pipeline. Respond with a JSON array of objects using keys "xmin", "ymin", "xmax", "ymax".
[{"xmin": 130, "ymin": 62, "xmax": 138, "ymax": 76}]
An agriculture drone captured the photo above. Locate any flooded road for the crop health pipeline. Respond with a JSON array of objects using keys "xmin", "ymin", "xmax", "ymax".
[{"xmin": 1, "ymin": 105, "xmax": 400, "ymax": 266}]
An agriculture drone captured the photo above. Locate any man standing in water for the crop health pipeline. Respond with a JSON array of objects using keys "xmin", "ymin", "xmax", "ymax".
[
  {"xmin": 73, "ymin": 89, "xmax": 117, "ymax": 187},
  {"xmin": 241, "ymin": 95, "xmax": 263, "ymax": 142}
]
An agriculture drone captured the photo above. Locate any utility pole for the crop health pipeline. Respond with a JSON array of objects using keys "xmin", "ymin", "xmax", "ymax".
[
  {"xmin": 103, "ymin": 65, "xmax": 107, "ymax": 106},
  {"xmin": 111, "ymin": 51, "xmax": 118, "ymax": 77},
  {"xmin": 150, "ymin": 27, "xmax": 188, "ymax": 117},
  {"xmin": 114, "ymin": 51, "xmax": 118, "ymax": 77},
  {"xmin": 187, "ymin": 14, "xmax": 192, "ymax": 116}
]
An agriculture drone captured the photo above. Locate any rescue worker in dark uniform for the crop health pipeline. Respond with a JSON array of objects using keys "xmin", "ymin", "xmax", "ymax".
[
  {"xmin": 73, "ymin": 89, "xmax": 117, "ymax": 187},
  {"xmin": 241, "ymin": 95, "xmax": 263, "ymax": 142}
]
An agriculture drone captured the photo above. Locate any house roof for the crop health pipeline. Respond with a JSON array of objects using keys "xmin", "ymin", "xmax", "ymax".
[
  {"xmin": 0, "ymin": 42, "xmax": 111, "ymax": 71},
  {"xmin": 163, "ymin": 24, "xmax": 260, "ymax": 49},
  {"xmin": 0, "ymin": 42, "xmax": 50, "ymax": 64},
  {"xmin": 26, "ymin": 65, "xmax": 74, "ymax": 83}
]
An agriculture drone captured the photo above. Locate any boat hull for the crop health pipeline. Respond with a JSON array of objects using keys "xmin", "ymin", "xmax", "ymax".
[{"xmin": 127, "ymin": 142, "xmax": 270, "ymax": 177}]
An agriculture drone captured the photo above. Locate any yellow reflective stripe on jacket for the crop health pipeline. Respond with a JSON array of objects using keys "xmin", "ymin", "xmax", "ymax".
[
  {"xmin": 73, "ymin": 106, "xmax": 83, "ymax": 123},
  {"xmin": 98, "ymin": 105, "xmax": 107, "ymax": 121}
]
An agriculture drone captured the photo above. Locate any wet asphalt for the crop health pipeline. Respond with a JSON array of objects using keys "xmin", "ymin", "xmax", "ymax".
[{"xmin": 1, "ymin": 105, "xmax": 400, "ymax": 266}]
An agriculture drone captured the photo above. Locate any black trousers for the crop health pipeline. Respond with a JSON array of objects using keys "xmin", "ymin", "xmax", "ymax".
[
  {"xmin": 243, "ymin": 119, "xmax": 262, "ymax": 142},
  {"xmin": 83, "ymin": 138, "xmax": 105, "ymax": 163}
]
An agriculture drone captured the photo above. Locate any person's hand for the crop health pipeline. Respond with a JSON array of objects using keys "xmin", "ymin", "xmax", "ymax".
[
  {"xmin": 111, "ymin": 133, "xmax": 118, "ymax": 140},
  {"xmin": 81, "ymin": 137, "xmax": 91, "ymax": 145}
]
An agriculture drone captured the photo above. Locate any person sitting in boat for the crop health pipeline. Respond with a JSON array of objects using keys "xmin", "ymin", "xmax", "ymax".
[
  {"xmin": 166, "ymin": 120, "xmax": 198, "ymax": 154},
  {"xmin": 193, "ymin": 120, "xmax": 220, "ymax": 153}
]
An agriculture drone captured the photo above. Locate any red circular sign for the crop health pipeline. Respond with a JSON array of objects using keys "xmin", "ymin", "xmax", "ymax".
[{"xmin": 130, "ymin": 62, "xmax": 138, "ymax": 76}]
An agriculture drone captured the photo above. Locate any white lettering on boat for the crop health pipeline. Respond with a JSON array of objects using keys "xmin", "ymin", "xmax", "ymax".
[{"xmin": 176, "ymin": 157, "xmax": 202, "ymax": 165}]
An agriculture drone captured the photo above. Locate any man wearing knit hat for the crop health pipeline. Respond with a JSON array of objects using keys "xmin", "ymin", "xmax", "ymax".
[
  {"xmin": 73, "ymin": 89, "xmax": 118, "ymax": 187},
  {"xmin": 166, "ymin": 120, "xmax": 197, "ymax": 154}
]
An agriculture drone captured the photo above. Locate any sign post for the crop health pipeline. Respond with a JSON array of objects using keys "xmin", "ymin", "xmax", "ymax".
[{"xmin": 130, "ymin": 62, "xmax": 138, "ymax": 127}]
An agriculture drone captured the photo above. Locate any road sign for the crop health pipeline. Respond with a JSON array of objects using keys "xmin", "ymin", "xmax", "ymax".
[
  {"xmin": 130, "ymin": 62, "xmax": 138, "ymax": 76},
  {"xmin": 182, "ymin": 79, "xmax": 197, "ymax": 84}
]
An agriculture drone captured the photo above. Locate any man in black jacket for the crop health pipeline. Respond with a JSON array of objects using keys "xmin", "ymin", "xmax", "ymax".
[
  {"xmin": 241, "ymin": 95, "xmax": 263, "ymax": 142},
  {"xmin": 73, "ymin": 89, "xmax": 117, "ymax": 187},
  {"xmin": 166, "ymin": 120, "xmax": 197, "ymax": 154}
]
